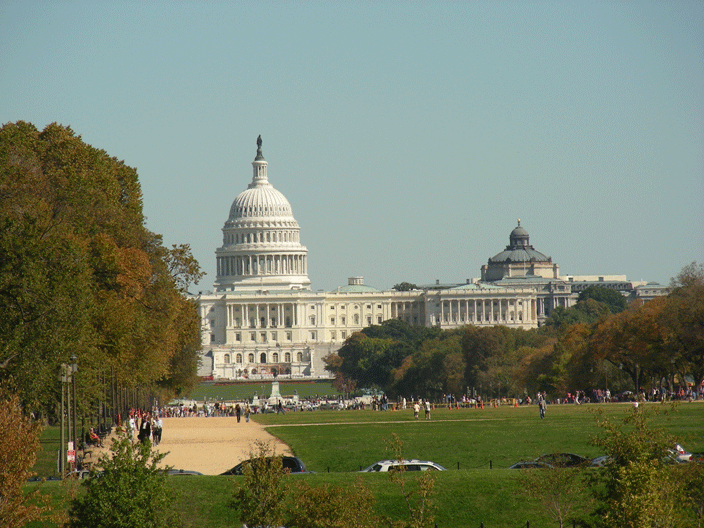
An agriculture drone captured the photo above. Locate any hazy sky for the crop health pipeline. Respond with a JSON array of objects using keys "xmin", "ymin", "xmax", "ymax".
[{"xmin": 2, "ymin": 1, "xmax": 702, "ymax": 292}]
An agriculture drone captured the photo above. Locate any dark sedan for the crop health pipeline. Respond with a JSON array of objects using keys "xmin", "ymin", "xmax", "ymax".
[
  {"xmin": 220, "ymin": 456, "xmax": 310, "ymax": 476},
  {"xmin": 534, "ymin": 453, "xmax": 589, "ymax": 468}
]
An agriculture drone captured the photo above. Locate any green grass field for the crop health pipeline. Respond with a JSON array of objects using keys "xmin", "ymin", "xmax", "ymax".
[
  {"xmin": 184, "ymin": 379, "xmax": 337, "ymax": 402},
  {"xmin": 29, "ymin": 401, "xmax": 704, "ymax": 527},
  {"xmin": 255, "ymin": 400, "xmax": 703, "ymax": 470}
]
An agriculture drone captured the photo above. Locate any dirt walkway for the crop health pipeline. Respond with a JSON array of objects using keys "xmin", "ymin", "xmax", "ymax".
[{"xmin": 89, "ymin": 416, "xmax": 292, "ymax": 476}]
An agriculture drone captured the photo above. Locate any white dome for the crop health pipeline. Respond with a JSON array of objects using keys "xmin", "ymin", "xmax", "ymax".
[
  {"xmin": 228, "ymin": 184, "xmax": 294, "ymax": 221},
  {"xmin": 214, "ymin": 139, "xmax": 310, "ymax": 292}
]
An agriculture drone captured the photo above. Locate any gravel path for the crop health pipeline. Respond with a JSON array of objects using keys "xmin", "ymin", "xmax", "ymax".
[{"xmin": 89, "ymin": 416, "xmax": 292, "ymax": 475}]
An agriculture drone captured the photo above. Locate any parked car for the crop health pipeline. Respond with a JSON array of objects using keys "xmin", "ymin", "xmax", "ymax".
[
  {"xmin": 534, "ymin": 453, "xmax": 589, "ymax": 468},
  {"xmin": 167, "ymin": 468, "xmax": 203, "ymax": 476},
  {"xmin": 592, "ymin": 443, "xmax": 692, "ymax": 468},
  {"xmin": 360, "ymin": 459, "xmax": 446, "ymax": 472},
  {"xmin": 591, "ymin": 455, "xmax": 612, "ymax": 467},
  {"xmin": 690, "ymin": 452, "xmax": 704, "ymax": 464},
  {"xmin": 509, "ymin": 460, "xmax": 553, "ymax": 469},
  {"xmin": 220, "ymin": 456, "xmax": 310, "ymax": 476},
  {"xmin": 672, "ymin": 443, "xmax": 692, "ymax": 463}
]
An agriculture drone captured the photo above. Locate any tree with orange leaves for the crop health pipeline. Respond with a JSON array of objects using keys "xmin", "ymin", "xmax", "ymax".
[
  {"xmin": 589, "ymin": 297, "xmax": 669, "ymax": 393},
  {"xmin": 0, "ymin": 384, "xmax": 53, "ymax": 527}
]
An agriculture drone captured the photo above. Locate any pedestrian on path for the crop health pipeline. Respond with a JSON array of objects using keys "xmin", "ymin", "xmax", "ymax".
[{"xmin": 539, "ymin": 394, "xmax": 547, "ymax": 419}]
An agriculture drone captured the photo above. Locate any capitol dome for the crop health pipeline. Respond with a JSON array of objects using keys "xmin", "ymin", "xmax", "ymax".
[
  {"xmin": 228, "ymin": 186, "xmax": 293, "ymax": 221},
  {"xmin": 214, "ymin": 137, "xmax": 310, "ymax": 292}
]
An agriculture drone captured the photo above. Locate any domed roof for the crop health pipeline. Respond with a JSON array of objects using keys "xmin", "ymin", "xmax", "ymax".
[
  {"xmin": 489, "ymin": 220, "xmax": 551, "ymax": 263},
  {"xmin": 489, "ymin": 248, "xmax": 551, "ymax": 263},
  {"xmin": 335, "ymin": 277, "xmax": 380, "ymax": 293},
  {"xmin": 226, "ymin": 143, "xmax": 298, "ymax": 224},
  {"xmin": 510, "ymin": 224, "xmax": 529, "ymax": 238},
  {"xmin": 229, "ymin": 185, "xmax": 294, "ymax": 220}
]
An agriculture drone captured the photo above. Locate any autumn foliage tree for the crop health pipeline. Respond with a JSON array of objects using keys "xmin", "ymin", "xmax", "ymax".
[
  {"xmin": 663, "ymin": 262, "xmax": 704, "ymax": 388},
  {"xmin": 0, "ymin": 121, "xmax": 204, "ymax": 418},
  {"xmin": 589, "ymin": 298, "xmax": 669, "ymax": 393},
  {"xmin": 0, "ymin": 384, "xmax": 53, "ymax": 527}
]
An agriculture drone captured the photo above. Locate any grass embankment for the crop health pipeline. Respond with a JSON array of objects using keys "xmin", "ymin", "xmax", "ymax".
[
  {"xmin": 29, "ymin": 402, "xmax": 704, "ymax": 527},
  {"xmin": 187, "ymin": 379, "xmax": 337, "ymax": 402}
]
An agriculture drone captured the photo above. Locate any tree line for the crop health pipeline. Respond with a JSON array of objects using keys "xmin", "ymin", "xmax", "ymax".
[
  {"xmin": 326, "ymin": 264, "xmax": 704, "ymax": 401},
  {"xmin": 0, "ymin": 121, "xmax": 204, "ymax": 422}
]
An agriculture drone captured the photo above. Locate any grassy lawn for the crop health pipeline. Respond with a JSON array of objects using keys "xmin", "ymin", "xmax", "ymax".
[
  {"xmin": 184, "ymin": 379, "xmax": 337, "ymax": 402},
  {"xmin": 256, "ymin": 401, "xmax": 704, "ymax": 473},
  {"xmin": 29, "ymin": 470, "xmax": 552, "ymax": 528},
  {"xmin": 28, "ymin": 401, "xmax": 704, "ymax": 527}
]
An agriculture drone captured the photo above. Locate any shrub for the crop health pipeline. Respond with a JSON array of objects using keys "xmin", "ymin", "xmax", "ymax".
[
  {"xmin": 588, "ymin": 407, "xmax": 680, "ymax": 528},
  {"xmin": 231, "ymin": 441, "xmax": 289, "ymax": 528},
  {"xmin": 68, "ymin": 431, "xmax": 180, "ymax": 528}
]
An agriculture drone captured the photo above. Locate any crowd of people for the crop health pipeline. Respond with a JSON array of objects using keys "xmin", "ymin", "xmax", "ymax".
[{"xmin": 122, "ymin": 409, "xmax": 163, "ymax": 445}]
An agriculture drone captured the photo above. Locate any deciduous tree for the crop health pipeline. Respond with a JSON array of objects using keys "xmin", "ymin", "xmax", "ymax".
[
  {"xmin": 0, "ymin": 384, "xmax": 54, "ymax": 528},
  {"xmin": 0, "ymin": 121, "xmax": 203, "ymax": 418},
  {"xmin": 663, "ymin": 262, "xmax": 704, "ymax": 387},
  {"xmin": 578, "ymin": 285, "xmax": 628, "ymax": 314}
]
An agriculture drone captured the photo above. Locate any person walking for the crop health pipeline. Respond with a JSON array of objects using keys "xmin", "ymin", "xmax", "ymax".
[
  {"xmin": 153, "ymin": 415, "xmax": 163, "ymax": 445},
  {"xmin": 424, "ymin": 400, "xmax": 431, "ymax": 420},
  {"xmin": 235, "ymin": 403, "xmax": 241, "ymax": 423},
  {"xmin": 413, "ymin": 401, "xmax": 420, "ymax": 420},
  {"xmin": 244, "ymin": 403, "xmax": 251, "ymax": 423},
  {"xmin": 539, "ymin": 394, "xmax": 547, "ymax": 420},
  {"xmin": 138, "ymin": 413, "xmax": 151, "ymax": 444}
]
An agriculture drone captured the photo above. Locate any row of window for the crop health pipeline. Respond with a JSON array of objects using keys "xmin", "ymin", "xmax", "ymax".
[
  {"xmin": 211, "ymin": 328, "xmax": 349, "ymax": 345},
  {"xmin": 222, "ymin": 351, "xmax": 304, "ymax": 364},
  {"xmin": 310, "ymin": 314, "xmax": 381, "ymax": 326},
  {"xmin": 217, "ymin": 313, "xmax": 384, "ymax": 329},
  {"xmin": 442, "ymin": 312, "xmax": 525, "ymax": 323},
  {"xmin": 224, "ymin": 230, "xmax": 299, "ymax": 245},
  {"xmin": 322, "ymin": 304, "xmax": 382, "ymax": 311}
]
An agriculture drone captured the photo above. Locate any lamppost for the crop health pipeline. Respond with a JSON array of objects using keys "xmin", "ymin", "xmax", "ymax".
[
  {"xmin": 70, "ymin": 355, "xmax": 78, "ymax": 467},
  {"xmin": 59, "ymin": 364, "xmax": 68, "ymax": 476}
]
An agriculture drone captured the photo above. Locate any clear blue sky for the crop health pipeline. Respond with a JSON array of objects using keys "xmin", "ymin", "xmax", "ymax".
[{"xmin": 2, "ymin": 1, "xmax": 702, "ymax": 292}]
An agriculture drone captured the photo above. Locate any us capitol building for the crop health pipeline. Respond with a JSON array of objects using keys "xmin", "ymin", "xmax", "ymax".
[{"xmin": 195, "ymin": 138, "xmax": 661, "ymax": 380}]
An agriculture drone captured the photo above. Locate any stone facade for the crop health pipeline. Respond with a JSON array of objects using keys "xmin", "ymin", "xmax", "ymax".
[
  {"xmin": 196, "ymin": 277, "xmax": 540, "ymax": 379},
  {"xmin": 194, "ymin": 140, "xmax": 645, "ymax": 381}
]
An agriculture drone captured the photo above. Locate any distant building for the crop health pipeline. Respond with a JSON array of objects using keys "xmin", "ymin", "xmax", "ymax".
[
  {"xmin": 480, "ymin": 221, "xmax": 573, "ymax": 319},
  {"xmin": 481, "ymin": 220, "xmax": 559, "ymax": 281},
  {"xmin": 631, "ymin": 282, "xmax": 670, "ymax": 302},
  {"xmin": 194, "ymin": 140, "xmax": 649, "ymax": 380}
]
